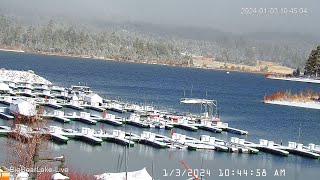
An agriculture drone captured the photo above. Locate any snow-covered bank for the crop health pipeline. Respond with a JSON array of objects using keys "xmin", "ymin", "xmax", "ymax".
[
  {"xmin": 0, "ymin": 69, "xmax": 51, "ymax": 84},
  {"xmin": 0, "ymin": 48, "xmax": 25, "ymax": 53},
  {"xmin": 266, "ymin": 76, "xmax": 320, "ymax": 84},
  {"xmin": 264, "ymin": 100, "xmax": 320, "ymax": 110}
]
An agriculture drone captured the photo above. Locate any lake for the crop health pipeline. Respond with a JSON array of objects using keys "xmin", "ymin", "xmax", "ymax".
[{"xmin": 0, "ymin": 51, "xmax": 319, "ymax": 180}]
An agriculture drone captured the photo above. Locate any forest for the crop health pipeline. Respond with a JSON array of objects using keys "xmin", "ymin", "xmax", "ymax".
[{"xmin": 0, "ymin": 15, "xmax": 318, "ymax": 68}]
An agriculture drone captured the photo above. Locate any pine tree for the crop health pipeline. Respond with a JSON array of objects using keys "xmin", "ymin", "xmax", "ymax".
[{"xmin": 304, "ymin": 46, "xmax": 320, "ymax": 77}]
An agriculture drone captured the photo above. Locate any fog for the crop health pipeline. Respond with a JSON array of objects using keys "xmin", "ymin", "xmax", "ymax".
[{"xmin": 0, "ymin": 0, "xmax": 319, "ymax": 35}]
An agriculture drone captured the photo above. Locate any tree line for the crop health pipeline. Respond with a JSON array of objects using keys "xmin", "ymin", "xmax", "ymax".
[{"xmin": 0, "ymin": 15, "xmax": 317, "ymax": 68}]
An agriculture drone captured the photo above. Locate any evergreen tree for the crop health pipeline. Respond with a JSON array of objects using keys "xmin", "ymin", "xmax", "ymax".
[{"xmin": 304, "ymin": 46, "xmax": 320, "ymax": 77}]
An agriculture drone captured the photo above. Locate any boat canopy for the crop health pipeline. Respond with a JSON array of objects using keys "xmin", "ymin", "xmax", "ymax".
[
  {"xmin": 51, "ymin": 173, "xmax": 70, "ymax": 180},
  {"xmin": 94, "ymin": 168, "xmax": 152, "ymax": 180},
  {"xmin": 84, "ymin": 93, "xmax": 103, "ymax": 103},
  {"xmin": 180, "ymin": 98, "xmax": 216, "ymax": 104},
  {"xmin": 9, "ymin": 99, "xmax": 37, "ymax": 116},
  {"xmin": 0, "ymin": 82, "xmax": 10, "ymax": 91}
]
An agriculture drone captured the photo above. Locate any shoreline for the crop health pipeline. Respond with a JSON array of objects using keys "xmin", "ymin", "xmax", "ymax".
[
  {"xmin": 0, "ymin": 47, "xmax": 281, "ymax": 75},
  {"xmin": 264, "ymin": 100, "xmax": 320, "ymax": 110},
  {"xmin": 266, "ymin": 76, "xmax": 320, "ymax": 84}
]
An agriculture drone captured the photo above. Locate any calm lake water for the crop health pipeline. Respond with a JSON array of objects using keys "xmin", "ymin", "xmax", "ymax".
[{"xmin": 0, "ymin": 51, "xmax": 319, "ymax": 180}]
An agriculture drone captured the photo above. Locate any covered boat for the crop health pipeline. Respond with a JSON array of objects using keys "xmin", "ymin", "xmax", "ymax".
[
  {"xmin": 94, "ymin": 168, "xmax": 152, "ymax": 180},
  {"xmin": 9, "ymin": 99, "xmax": 37, "ymax": 116}
]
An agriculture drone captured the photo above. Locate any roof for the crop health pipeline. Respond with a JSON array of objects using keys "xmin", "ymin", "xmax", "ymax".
[
  {"xmin": 180, "ymin": 98, "xmax": 216, "ymax": 104},
  {"xmin": 94, "ymin": 168, "xmax": 152, "ymax": 180},
  {"xmin": 0, "ymin": 82, "xmax": 10, "ymax": 91},
  {"xmin": 84, "ymin": 93, "xmax": 102, "ymax": 103},
  {"xmin": 51, "ymin": 173, "xmax": 69, "ymax": 180},
  {"xmin": 9, "ymin": 99, "xmax": 36, "ymax": 116}
]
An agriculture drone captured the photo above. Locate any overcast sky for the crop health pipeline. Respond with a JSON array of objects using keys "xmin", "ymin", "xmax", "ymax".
[{"xmin": 0, "ymin": 0, "xmax": 319, "ymax": 35}]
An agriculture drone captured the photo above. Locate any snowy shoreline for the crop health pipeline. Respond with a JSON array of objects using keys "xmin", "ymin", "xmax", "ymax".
[
  {"xmin": 0, "ymin": 69, "xmax": 51, "ymax": 85},
  {"xmin": 0, "ymin": 48, "xmax": 25, "ymax": 53},
  {"xmin": 266, "ymin": 76, "xmax": 320, "ymax": 84},
  {"xmin": 264, "ymin": 100, "xmax": 320, "ymax": 110}
]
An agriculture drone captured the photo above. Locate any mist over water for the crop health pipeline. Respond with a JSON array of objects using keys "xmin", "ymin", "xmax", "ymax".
[{"xmin": 1, "ymin": 0, "xmax": 319, "ymax": 35}]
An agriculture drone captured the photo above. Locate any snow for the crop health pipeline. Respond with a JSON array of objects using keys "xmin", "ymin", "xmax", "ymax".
[
  {"xmin": 0, "ymin": 82, "xmax": 10, "ymax": 91},
  {"xmin": 9, "ymin": 99, "xmax": 37, "ymax": 116},
  {"xmin": 264, "ymin": 100, "xmax": 320, "ymax": 110},
  {"xmin": 84, "ymin": 93, "xmax": 103, "ymax": 103},
  {"xmin": 51, "ymin": 173, "xmax": 69, "ymax": 180},
  {"xmin": 0, "ymin": 69, "xmax": 51, "ymax": 85},
  {"xmin": 267, "ymin": 76, "xmax": 320, "ymax": 84},
  {"xmin": 94, "ymin": 168, "xmax": 152, "ymax": 180}
]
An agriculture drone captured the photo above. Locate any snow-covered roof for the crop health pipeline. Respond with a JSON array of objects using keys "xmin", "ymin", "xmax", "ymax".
[
  {"xmin": 9, "ymin": 99, "xmax": 36, "ymax": 116},
  {"xmin": 51, "ymin": 173, "xmax": 69, "ymax": 180},
  {"xmin": 0, "ymin": 82, "xmax": 10, "ymax": 91},
  {"xmin": 71, "ymin": 95, "xmax": 79, "ymax": 101},
  {"xmin": 84, "ymin": 93, "xmax": 103, "ymax": 103},
  {"xmin": 180, "ymin": 98, "xmax": 216, "ymax": 104},
  {"xmin": 94, "ymin": 168, "xmax": 152, "ymax": 180},
  {"xmin": 16, "ymin": 171, "xmax": 29, "ymax": 179}
]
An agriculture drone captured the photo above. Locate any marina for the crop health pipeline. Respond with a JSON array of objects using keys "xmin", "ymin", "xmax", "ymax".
[{"xmin": 0, "ymin": 58, "xmax": 319, "ymax": 180}]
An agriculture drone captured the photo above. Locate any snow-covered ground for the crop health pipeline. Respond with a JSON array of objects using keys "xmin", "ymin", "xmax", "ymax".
[
  {"xmin": 267, "ymin": 76, "xmax": 320, "ymax": 84},
  {"xmin": 264, "ymin": 100, "xmax": 320, "ymax": 110},
  {"xmin": 0, "ymin": 69, "xmax": 51, "ymax": 84}
]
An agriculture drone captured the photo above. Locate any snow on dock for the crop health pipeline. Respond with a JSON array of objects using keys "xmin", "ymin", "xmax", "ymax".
[
  {"xmin": 79, "ymin": 127, "xmax": 103, "ymax": 145},
  {"xmin": 213, "ymin": 122, "xmax": 248, "ymax": 135},
  {"xmin": 106, "ymin": 130, "xmax": 135, "ymax": 147},
  {"xmin": 93, "ymin": 114, "xmax": 123, "ymax": 126},
  {"xmin": 266, "ymin": 76, "xmax": 320, "ymax": 84},
  {"xmin": 139, "ymin": 131, "xmax": 168, "ymax": 148},
  {"xmin": 171, "ymin": 119, "xmax": 198, "ymax": 131},
  {"xmin": 251, "ymin": 139, "xmax": 289, "ymax": 156},
  {"xmin": 76, "ymin": 112, "xmax": 97, "ymax": 125},
  {"xmin": 200, "ymin": 135, "xmax": 228, "ymax": 152},
  {"xmin": 279, "ymin": 142, "xmax": 320, "ymax": 159},
  {"xmin": 197, "ymin": 121, "xmax": 222, "ymax": 133}
]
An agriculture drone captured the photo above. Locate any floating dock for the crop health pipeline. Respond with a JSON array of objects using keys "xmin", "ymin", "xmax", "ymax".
[
  {"xmin": 93, "ymin": 114, "xmax": 123, "ymax": 126},
  {"xmin": 64, "ymin": 104, "xmax": 84, "ymax": 110},
  {"xmin": 106, "ymin": 130, "xmax": 135, "ymax": 147},
  {"xmin": 75, "ymin": 112, "xmax": 97, "ymax": 125},
  {"xmin": 50, "ymin": 133, "xmax": 69, "ymax": 144},
  {"xmin": 0, "ymin": 112, "xmax": 14, "ymax": 120},
  {"xmin": 79, "ymin": 127, "xmax": 102, "ymax": 145},
  {"xmin": 279, "ymin": 142, "xmax": 320, "ymax": 159},
  {"xmin": 0, "ymin": 126, "xmax": 11, "ymax": 136},
  {"xmin": 230, "ymin": 137, "xmax": 259, "ymax": 154},
  {"xmin": 213, "ymin": 122, "xmax": 248, "ymax": 135},
  {"xmin": 250, "ymin": 140, "xmax": 289, "ymax": 156},
  {"xmin": 83, "ymin": 105, "xmax": 105, "ymax": 112},
  {"xmin": 197, "ymin": 122, "xmax": 223, "ymax": 133},
  {"xmin": 126, "ymin": 120, "xmax": 149, "ymax": 128},
  {"xmin": 54, "ymin": 116, "xmax": 71, "ymax": 123},
  {"xmin": 172, "ymin": 119, "xmax": 198, "ymax": 131},
  {"xmin": 41, "ymin": 103, "xmax": 63, "ymax": 109},
  {"xmin": 139, "ymin": 131, "xmax": 168, "ymax": 148}
]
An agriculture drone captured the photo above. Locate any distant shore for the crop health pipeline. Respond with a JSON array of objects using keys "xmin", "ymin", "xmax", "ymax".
[
  {"xmin": 0, "ymin": 47, "xmax": 288, "ymax": 75},
  {"xmin": 0, "ymin": 48, "xmax": 25, "ymax": 53},
  {"xmin": 264, "ymin": 100, "xmax": 320, "ymax": 110},
  {"xmin": 266, "ymin": 76, "xmax": 320, "ymax": 84}
]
